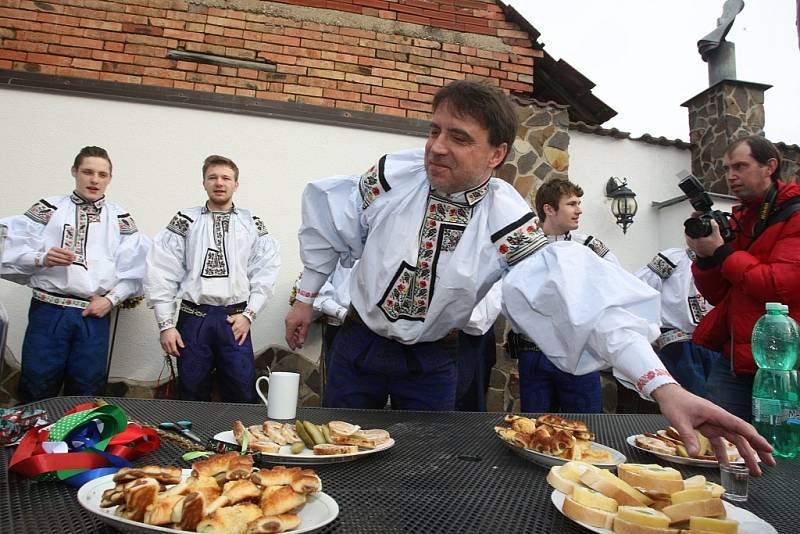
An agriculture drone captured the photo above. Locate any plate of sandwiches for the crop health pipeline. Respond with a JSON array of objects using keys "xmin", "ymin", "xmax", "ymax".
[
  {"xmin": 495, "ymin": 414, "xmax": 626, "ymax": 468},
  {"xmin": 77, "ymin": 452, "xmax": 339, "ymax": 534},
  {"xmin": 547, "ymin": 460, "xmax": 777, "ymax": 534},
  {"xmin": 627, "ymin": 427, "xmax": 744, "ymax": 468},
  {"xmin": 212, "ymin": 419, "xmax": 395, "ymax": 465}
]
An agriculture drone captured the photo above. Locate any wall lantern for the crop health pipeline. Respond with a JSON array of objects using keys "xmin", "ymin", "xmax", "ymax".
[{"xmin": 605, "ymin": 177, "xmax": 638, "ymax": 234}]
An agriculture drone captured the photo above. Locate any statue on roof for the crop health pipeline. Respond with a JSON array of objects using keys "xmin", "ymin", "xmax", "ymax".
[
  {"xmin": 698, "ymin": 0, "xmax": 745, "ymax": 61},
  {"xmin": 697, "ymin": 0, "xmax": 744, "ymax": 85}
]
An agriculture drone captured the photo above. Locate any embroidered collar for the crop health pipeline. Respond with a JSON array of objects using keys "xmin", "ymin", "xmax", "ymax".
[
  {"xmin": 70, "ymin": 191, "xmax": 106, "ymax": 210},
  {"xmin": 202, "ymin": 202, "xmax": 238, "ymax": 214},
  {"xmin": 431, "ymin": 178, "xmax": 491, "ymax": 207}
]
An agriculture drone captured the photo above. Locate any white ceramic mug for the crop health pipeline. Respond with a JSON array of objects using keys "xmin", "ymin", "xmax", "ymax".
[{"xmin": 255, "ymin": 371, "xmax": 300, "ymax": 420}]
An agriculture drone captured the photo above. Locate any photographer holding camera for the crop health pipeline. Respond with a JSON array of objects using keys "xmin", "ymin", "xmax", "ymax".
[{"xmin": 685, "ymin": 135, "xmax": 800, "ymax": 421}]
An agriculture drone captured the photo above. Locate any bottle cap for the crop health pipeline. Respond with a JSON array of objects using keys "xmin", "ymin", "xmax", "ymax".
[{"xmin": 765, "ymin": 302, "xmax": 782, "ymax": 312}]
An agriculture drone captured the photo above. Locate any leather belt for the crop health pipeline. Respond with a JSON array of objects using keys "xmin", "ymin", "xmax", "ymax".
[
  {"xmin": 32, "ymin": 289, "xmax": 90, "ymax": 310},
  {"xmin": 180, "ymin": 300, "xmax": 247, "ymax": 318},
  {"xmin": 506, "ymin": 331, "xmax": 541, "ymax": 358},
  {"xmin": 654, "ymin": 328, "xmax": 691, "ymax": 351}
]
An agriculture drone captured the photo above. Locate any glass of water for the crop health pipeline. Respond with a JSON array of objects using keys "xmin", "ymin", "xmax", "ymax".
[{"xmin": 719, "ymin": 463, "xmax": 749, "ymax": 502}]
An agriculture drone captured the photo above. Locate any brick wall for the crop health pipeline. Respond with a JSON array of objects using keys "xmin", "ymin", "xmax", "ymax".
[{"xmin": 0, "ymin": 0, "xmax": 540, "ymax": 119}]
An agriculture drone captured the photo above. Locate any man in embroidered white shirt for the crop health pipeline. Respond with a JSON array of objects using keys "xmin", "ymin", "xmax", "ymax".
[
  {"xmin": 144, "ymin": 155, "xmax": 280, "ymax": 403},
  {"xmin": 0, "ymin": 146, "xmax": 150, "ymax": 402},
  {"xmin": 284, "ymin": 80, "xmax": 773, "ymax": 473}
]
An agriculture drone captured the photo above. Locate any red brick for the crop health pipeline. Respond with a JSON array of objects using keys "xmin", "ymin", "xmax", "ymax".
[
  {"xmin": 259, "ymin": 52, "xmax": 298, "ymax": 65},
  {"xmin": 0, "ymin": 59, "xmax": 11, "ymax": 68},
  {"xmin": 105, "ymin": 41, "xmax": 125, "ymax": 52},
  {"xmin": 205, "ymin": 35, "xmax": 244, "ymax": 48},
  {"xmin": 37, "ymin": 13, "xmax": 80, "ymax": 26},
  {"xmin": 500, "ymin": 79, "xmax": 531, "ymax": 92},
  {"xmin": 162, "ymin": 29, "xmax": 204, "ymax": 42},
  {"xmin": 235, "ymin": 88, "xmax": 255, "ymax": 97},
  {"xmin": 205, "ymin": 25, "xmax": 224, "ymax": 37},
  {"xmin": 175, "ymin": 60, "xmax": 197, "ymax": 71},
  {"xmin": 16, "ymin": 30, "xmax": 60, "ymax": 44},
  {"xmin": 294, "ymin": 47, "xmax": 322, "ymax": 60},
  {"xmin": 55, "ymin": 66, "xmax": 100, "ymax": 79},
  {"xmin": 406, "ymin": 90, "xmax": 433, "ymax": 103},
  {"xmin": 261, "ymin": 34, "xmax": 300, "ymax": 47},
  {"xmin": 103, "ymin": 62, "xmax": 144, "ymax": 75},
  {"xmin": 374, "ymin": 105, "xmax": 405, "ymax": 117},
  {"xmin": 396, "ymin": 13, "xmax": 430, "ymax": 26},
  {"xmin": 275, "ymin": 64, "xmax": 305, "ymax": 76},
  {"xmin": 106, "ymin": 12, "xmax": 148, "ymax": 25},
  {"xmin": 399, "ymin": 99, "xmax": 429, "ymax": 112},
  {"xmin": 223, "ymin": 27, "xmax": 244, "ymax": 39},
  {"xmin": 173, "ymin": 80, "xmax": 195, "ymax": 91},
  {"xmin": 284, "ymin": 84, "xmax": 323, "ymax": 97},
  {"xmin": 48, "ymin": 44, "xmax": 94, "ymax": 59},
  {"xmin": 371, "ymin": 85, "xmax": 408, "ymax": 99},
  {"xmin": 335, "ymin": 100, "xmax": 373, "ymax": 112},
  {"xmin": 238, "ymin": 67, "xmax": 259, "ymax": 79},
  {"xmin": 384, "ymin": 79, "xmax": 417, "ymax": 91},
  {"xmin": 429, "ymin": 67, "xmax": 464, "ymax": 81},
  {"xmin": 299, "ymin": 75, "xmax": 338, "ymax": 89},
  {"xmin": 132, "ymin": 56, "xmax": 171, "ymax": 69},
  {"xmin": 194, "ymin": 83, "xmax": 214, "ymax": 92},
  {"xmin": 197, "ymin": 64, "xmax": 218, "ymax": 74},
  {"xmin": 26, "ymin": 52, "xmax": 70, "ymax": 66},
  {"xmin": 357, "ymin": 56, "xmax": 394, "ymax": 69},
  {"xmin": 92, "ymin": 50, "xmax": 135, "ymax": 63},
  {"xmin": 362, "ymin": 93, "xmax": 397, "ymax": 107},
  {"xmin": 285, "ymin": 27, "xmax": 322, "ymax": 40},
  {"xmin": 143, "ymin": 66, "xmax": 185, "ymax": 80},
  {"xmin": 81, "ymin": 19, "xmax": 123, "ymax": 32},
  {"xmin": 3, "ymin": 40, "xmax": 47, "ymax": 53},
  {"xmin": 207, "ymin": 15, "xmax": 245, "ymax": 29},
  {"xmin": 322, "ymin": 87, "xmax": 361, "ymax": 102},
  {"xmin": 306, "ymin": 67, "xmax": 345, "ymax": 80},
  {"xmin": 296, "ymin": 57, "xmax": 334, "ymax": 69},
  {"xmin": 255, "ymin": 90, "xmax": 294, "ymax": 102},
  {"xmin": 321, "ymin": 50, "xmax": 359, "ymax": 64},
  {"xmin": 83, "ymin": 29, "xmax": 126, "ymax": 42},
  {"xmin": 339, "ymin": 27, "xmax": 376, "ymax": 40},
  {"xmin": 371, "ymin": 67, "xmax": 406, "ymax": 81},
  {"xmin": 100, "ymin": 71, "xmax": 142, "ymax": 84},
  {"xmin": 61, "ymin": 35, "xmax": 105, "ymax": 49},
  {"xmin": 377, "ymin": 10, "xmax": 396, "ymax": 20},
  {"xmin": 1, "ymin": 19, "xmax": 41, "ymax": 32},
  {"xmin": 122, "ymin": 23, "xmax": 164, "ymax": 36},
  {"xmin": 142, "ymin": 76, "xmax": 174, "ymax": 88}
]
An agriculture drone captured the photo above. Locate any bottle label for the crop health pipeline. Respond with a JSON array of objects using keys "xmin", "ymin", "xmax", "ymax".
[{"xmin": 753, "ymin": 398, "xmax": 782, "ymax": 420}]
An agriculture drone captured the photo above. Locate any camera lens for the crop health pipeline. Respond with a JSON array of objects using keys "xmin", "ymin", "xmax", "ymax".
[{"xmin": 684, "ymin": 217, "xmax": 712, "ymax": 238}]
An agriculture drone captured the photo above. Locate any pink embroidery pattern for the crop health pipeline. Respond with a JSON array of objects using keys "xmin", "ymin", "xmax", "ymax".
[
  {"xmin": 636, "ymin": 368, "xmax": 673, "ymax": 391},
  {"xmin": 24, "ymin": 199, "xmax": 57, "ymax": 225}
]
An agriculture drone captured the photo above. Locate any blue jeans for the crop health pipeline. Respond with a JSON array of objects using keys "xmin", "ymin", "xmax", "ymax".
[
  {"xmin": 176, "ymin": 304, "xmax": 256, "ymax": 403},
  {"xmin": 324, "ymin": 320, "xmax": 457, "ymax": 410},
  {"xmin": 18, "ymin": 299, "xmax": 110, "ymax": 403},
  {"xmin": 705, "ymin": 354, "xmax": 754, "ymax": 422},
  {"xmin": 518, "ymin": 350, "xmax": 602, "ymax": 413}
]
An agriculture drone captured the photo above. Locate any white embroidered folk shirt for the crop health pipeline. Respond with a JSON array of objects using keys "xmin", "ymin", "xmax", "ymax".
[
  {"xmin": 144, "ymin": 204, "xmax": 280, "ymax": 331},
  {"xmin": 636, "ymin": 247, "xmax": 711, "ymax": 334},
  {"xmin": 0, "ymin": 193, "xmax": 150, "ymax": 304},
  {"xmin": 296, "ymin": 148, "xmax": 676, "ymax": 399}
]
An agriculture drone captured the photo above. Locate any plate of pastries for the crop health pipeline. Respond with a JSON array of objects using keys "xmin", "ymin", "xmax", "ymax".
[
  {"xmin": 213, "ymin": 419, "xmax": 394, "ymax": 464},
  {"xmin": 627, "ymin": 427, "xmax": 744, "ymax": 467},
  {"xmin": 77, "ymin": 452, "xmax": 338, "ymax": 534},
  {"xmin": 494, "ymin": 414, "xmax": 625, "ymax": 468},
  {"xmin": 548, "ymin": 460, "xmax": 777, "ymax": 534}
]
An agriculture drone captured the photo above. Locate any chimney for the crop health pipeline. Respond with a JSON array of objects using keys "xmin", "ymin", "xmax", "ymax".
[{"xmin": 681, "ymin": 80, "xmax": 771, "ymax": 194}]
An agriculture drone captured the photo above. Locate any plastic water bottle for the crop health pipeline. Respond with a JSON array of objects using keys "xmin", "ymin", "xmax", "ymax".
[{"xmin": 751, "ymin": 302, "xmax": 800, "ymax": 458}]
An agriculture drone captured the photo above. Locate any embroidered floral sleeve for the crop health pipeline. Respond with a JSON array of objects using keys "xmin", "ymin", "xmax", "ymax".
[
  {"xmin": 358, "ymin": 155, "xmax": 390, "ymax": 210},
  {"xmin": 491, "ymin": 213, "xmax": 549, "ymax": 266},
  {"xmin": 24, "ymin": 199, "xmax": 57, "ymax": 225}
]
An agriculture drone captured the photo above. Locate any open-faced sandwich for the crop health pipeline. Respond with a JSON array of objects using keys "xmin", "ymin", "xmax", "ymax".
[
  {"xmin": 232, "ymin": 419, "xmax": 391, "ymax": 456},
  {"xmin": 548, "ymin": 460, "xmax": 738, "ymax": 533},
  {"xmin": 633, "ymin": 426, "xmax": 742, "ymax": 463}
]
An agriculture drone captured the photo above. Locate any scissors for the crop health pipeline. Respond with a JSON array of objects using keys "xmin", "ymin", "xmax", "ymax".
[{"xmin": 158, "ymin": 420, "xmax": 204, "ymax": 445}]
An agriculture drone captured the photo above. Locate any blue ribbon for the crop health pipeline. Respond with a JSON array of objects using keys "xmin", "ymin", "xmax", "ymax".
[{"xmin": 60, "ymin": 420, "xmax": 132, "ymax": 487}]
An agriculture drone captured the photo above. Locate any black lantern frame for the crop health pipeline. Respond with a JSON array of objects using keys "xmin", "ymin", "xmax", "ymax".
[{"xmin": 605, "ymin": 177, "xmax": 638, "ymax": 234}]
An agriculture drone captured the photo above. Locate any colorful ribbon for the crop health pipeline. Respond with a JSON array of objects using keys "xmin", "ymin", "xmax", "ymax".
[{"xmin": 8, "ymin": 403, "xmax": 160, "ymax": 486}]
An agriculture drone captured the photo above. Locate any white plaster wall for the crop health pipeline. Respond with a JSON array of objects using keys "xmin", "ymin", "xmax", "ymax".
[
  {"xmin": 0, "ymin": 88, "xmax": 421, "ymax": 384},
  {"xmin": 566, "ymin": 132, "xmax": 695, "ymax": 271}
]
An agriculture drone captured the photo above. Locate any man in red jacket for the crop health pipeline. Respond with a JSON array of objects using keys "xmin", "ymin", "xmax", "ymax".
[{"xmin": 687, "ymin": 135, "xmax": 800, "ymax": 421}]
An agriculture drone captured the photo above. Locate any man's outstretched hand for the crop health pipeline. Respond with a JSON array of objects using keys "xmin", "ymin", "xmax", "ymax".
[{"xmin": 652, "ymin": 383, "xmax": 774, "ymax": 475}]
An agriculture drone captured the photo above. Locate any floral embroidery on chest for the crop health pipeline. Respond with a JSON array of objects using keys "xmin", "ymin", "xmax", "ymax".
[
  {"xmin": 379, "ymin": 182, "xmax": 488, "ymax": 322},
  {"xmin": 201, "ymin": 212, "xmax": 231, "ymax": 278},
  {"xmin": 61, "ymin": 197, "xmax": 104, "ymax": 269}
]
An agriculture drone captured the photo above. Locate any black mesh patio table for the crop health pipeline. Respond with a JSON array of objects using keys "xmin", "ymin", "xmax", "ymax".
[{"xmin": 2, "ymin": 396, "xmax": 796, "ymax": 533}]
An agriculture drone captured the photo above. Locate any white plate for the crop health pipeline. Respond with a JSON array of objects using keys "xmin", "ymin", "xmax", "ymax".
[
  {"xmin": 497, "ymin": 433, "xmax": 626, "ymax": 469},
  {"xmin": 77, "ymin": 469, "xmax": 339, "ymax": 534},
  {"xmin": 626, "ymin": 435, "xmax": 747, "ymax": 468},
  {"xmin": 551, "ymin": 489, "xmax": 777, "ymax": 534},
  {"xmin": 214, "ymin": 430, "xmax": 396, "ymax": 465}
]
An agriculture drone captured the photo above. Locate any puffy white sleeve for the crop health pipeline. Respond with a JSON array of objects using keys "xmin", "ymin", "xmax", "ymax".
[
  {"xmin": 462, "ymin": 281, "xmax": 502, "ymax": 336},
  {"xmin": 245, "ymin": 230, "xmax": 281, "ymax": 320},
  {"xmin": 144, "ymin": 229, "xmax": 187, "ymax": 330},
  {"xmin": 106, "ymin": 225, "xmax": 151, "ymax": 306},
  {"xmin": 502, "ymin": 242, "xmax": 677, "ymax": 399},
  {"xmin": 0, "ymin": 209, "xmax": 50, "ymax": 284},
  {"xmin": 296, "ymin": 174, "xmax": 366, "ymax": 303},
  {"xmin": 635, "ymin": 261, "xmax": 664, "ymax": 293}
]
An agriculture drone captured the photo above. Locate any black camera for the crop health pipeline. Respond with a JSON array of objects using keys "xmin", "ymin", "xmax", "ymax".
[{"xmin": 678, "ymin": 174, "xmax": 735, "ymax": 242}]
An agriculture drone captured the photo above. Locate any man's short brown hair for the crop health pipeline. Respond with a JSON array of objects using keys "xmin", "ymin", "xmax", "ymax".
[
  {"xmin": 534, "ymin": 179, "xmax": 584, "ymax": 222},
  {"xmin": 202, "ymin": 155, "xmax": 239, "ymax": 181}
]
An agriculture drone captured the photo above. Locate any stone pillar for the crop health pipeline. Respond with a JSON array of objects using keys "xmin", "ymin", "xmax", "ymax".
[
  {"xmin": 496, "ymin": 100, "xmax": 571, "ymax": 206},
  {"xmin": 682, "ymin": 80, "xmax": 771, "ymax": 194}
]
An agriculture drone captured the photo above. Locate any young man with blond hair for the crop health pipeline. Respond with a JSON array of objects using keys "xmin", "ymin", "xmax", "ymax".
[{"xmin": 145, "ymin": 155, "xmax": 280, "ymax": 402}]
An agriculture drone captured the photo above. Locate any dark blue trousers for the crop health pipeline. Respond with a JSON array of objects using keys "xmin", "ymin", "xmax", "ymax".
[
  {"xmin": 705, "ymin": 354, "xmax": 754, "ymax": 422},
  {"xmin": 518, "ymin": 350, "xmax": 602, "ymax": 413},
  {"xmin": 323, "ymin": 320, "xmax": 457, "ymax": 410},
  {"xmin": 455, "ymin": 330, "xmax": 497, "ymax": 411},
  {"xmin": 18, "ymin": 299, "xmax": 109, "ymax": 403},
  {"xmin": 176, "ymin": 304, "xmax": 256, "ymax": 403}
]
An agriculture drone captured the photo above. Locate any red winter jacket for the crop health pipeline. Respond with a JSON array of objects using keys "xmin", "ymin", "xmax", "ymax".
[{"xmin": 692, "ymin": 180, "xmax": 800, "ymax": 375}]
